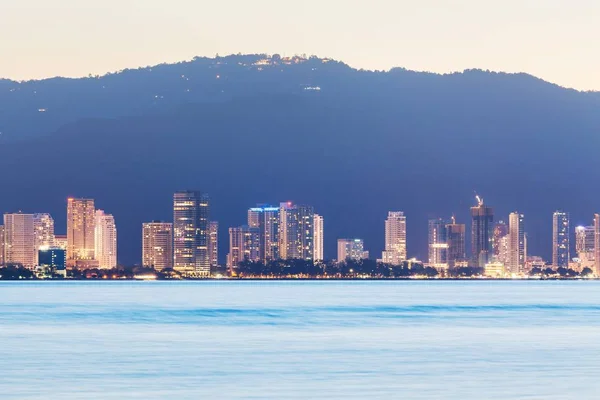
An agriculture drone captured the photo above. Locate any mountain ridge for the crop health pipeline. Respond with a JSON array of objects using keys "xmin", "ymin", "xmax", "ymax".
[{"xmin": 0, "ymin": 54, "xmax": 599, "ymax": 264}]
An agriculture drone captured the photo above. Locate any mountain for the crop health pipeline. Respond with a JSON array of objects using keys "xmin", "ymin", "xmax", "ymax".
[{"xmin": 0, "ymin": 54, "xmax": 599, "ymax": 264}]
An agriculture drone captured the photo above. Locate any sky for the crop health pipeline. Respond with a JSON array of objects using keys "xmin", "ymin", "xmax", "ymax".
[{"xmin": 1, "ymin": 0, "xmax": 599, "ymax": 90}]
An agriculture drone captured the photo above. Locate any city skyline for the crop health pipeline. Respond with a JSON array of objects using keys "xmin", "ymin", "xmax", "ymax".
[{"xmin": 1, "ymin": 194, "xmax": 599, "ymax": 275}]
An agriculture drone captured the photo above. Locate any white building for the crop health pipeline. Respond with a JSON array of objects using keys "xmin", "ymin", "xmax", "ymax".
[
  {"xmin": 313, "ymin": 214, "xmax": 324, "ymax": 262},
  {"xmin": 508, "ymin": 212, "xmax": 526, "ymax": 274},
  {"xmin": 142, "ymin": 222, "xmax": 173, "ymax": 271},
  {"xmin": 382, "ymin": 211, "xmax": 407, "ymax": 265},
  {"xmin": 67, "ymin": 198, "xmax": 96, "ymax": 266},
  {"xmin": 595, "ymin": 214, "xmax": 600, "ymax": 276},
  {"xmin": 33, "ymin": 213, "xmax": 55, "ymax": 265},
  {"xmin": 3, "ymin": 213, "xmax": 36, "ymax": 269},
  {"xmin": 337, "ymin": 239, "xmax": 369, "ymax": 262},
  {"xmin": 95, "ymin": 210, "xmax": 117, "ymax": 269}
]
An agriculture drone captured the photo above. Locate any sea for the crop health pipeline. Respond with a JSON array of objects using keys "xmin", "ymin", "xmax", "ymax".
[{"xmin": 1, "ymin": 281, "xmax": 599, "ymax": 399}]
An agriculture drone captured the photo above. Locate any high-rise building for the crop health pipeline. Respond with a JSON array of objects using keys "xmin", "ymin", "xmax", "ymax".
[
  {"xmin": 0, "ymin": 225, "xmax": 4, "ymax": 266},
  {"xmin": 428, "ymin": 218, "xmax": 449, "ymax": 269},
  {"xmin": 382, "ymin": 211, "xmax": 407, "ymax": 265},
  {"xmin": 279, "ymin": 203, "xmax": 314, "ymax": 260},
  {"xmin": 67, "ymin": 198, "xmax": 96, "ymax": 267},
  {"xmin": 209, "ymin": 221, "xmax": 219, "ymax": 269},
  {"xmin": 227, "ymin": 226, "xmax": 261, "ymax": 269},
  {"xmin": 3, "ymin": 213, "xmax": 36, "ymax": 269},
  {"xmin": 256, "ymin": 206, "xmax": 281, "ymax": 261},
  {"xmin": 594, "ymin": 214, "xmax": 600, "ymax": 276},
  {"xmin": 575, "ymin": 225, "xmax": 596, "ymax": 257},
  {"xmin": 33, "ymin": 213, "xmax": 55, "ymax": 265},
  {"xmin": 471, "ymin": 196, "xmax": 494, "ymax": 268},
  {"xmin": 446, "ymin": 219, "xmax": 466, "ymax": 267},
  {"xmin": 33, "ymin": 213, "xmax": 55, "ymax": 249},
  {"xmin": 508, "ymin": 212, "xmax": 526, "ymax": 274},
  {"xmin": 173, "ymin": 191, "xmax": 210, "ymax": 275},
  {"xmin": 142, "ymin": 222, "xmax": 173, "ymax": 271},
  {"xmin": 492, "ymin": 221, "xmax": 508, "ymax": 257},
  {"xmin": 553, "ymin": 211, "xmax": 570, "ymax": 268},
  {"xmin": 247, "ymin": 208, "xmax": 262, "ymax": 229},
  {"xmin": 497, "ymin": 235, "xmax": 510, "ymax": 266},
  {"xmin": 95, "ymin": 210, "xmax": 117, "ymax": 269},
  {"xmin": 313, "ymin": 214, "xmax": 324, "ymax": 262},
  {"xmin": 337, "ymin": 239, "xmax": 369, "ymax": 262},
  {"xmin": 248, "ymin": 205, "xmax": 283, "ymax": 261}
]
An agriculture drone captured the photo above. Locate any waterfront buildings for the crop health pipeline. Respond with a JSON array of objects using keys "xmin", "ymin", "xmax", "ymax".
[
  {"xmin": 492, "ymin": 221, "xmax": 508, "ymax": 257},
  {"xmin": 279, "ymin": 203, "xmax": 314, "ymax": 260},
  {"xmin": 313, "ymin": 214, "xmax": 324, "ymax": 262},
  {"xmin": 0, "ymin": 225, "xmax": 4, "ymax": 266},
  {"xmin": 485, "ymin": 261, "xmax": 506, "ymax": 278},
  {"xmin": 67, "ymin": 198, "xmax": 96, "ymax": 267},
  {"xmin": 248, "ymin": 205, "xmax": 281, "ymax": 262},
  {"xmin": 38, "ymin": 247, "xmax": 67, "ymax": 276},
  {"xmin": 446, "ymin": 218, "xmax": 466, "ymax": 266},
  {"xmin": 209, "ymin": 221, "xmax": 219, "ymax": 269},
  {"xmin": 337, "ymin": 239, "xmax": 369, "ymax": 262},
  {"xmin": 33, "ymin": 213, "xmax": 55, "ymax": 263},
  {"xmin": 142, "ymin": 222, "xmax": 173, "ymax": 271},
  {"xmin": 382, "ymin": 212, "xmax": 407, "ymax": 265},
  {"xmin": 508, "ymin": 212, "xmax": 526, "ymax": 274},
  {"xmin": 552, "ymin": 211, "xmax": 570, "ymax": 268},
  {"xmin": 428, "ymin": 218, "xmax": 449, "ymax": 269},
  {"xmin": 595, "ymin": 214, "xmax": 600, "ymax": 276},
  {"xmin": 471, "ymin": 197, "xmax": 494, "ymax": 268},
  {"xmin": 3, "ymin": 213, "xmax": 35, "ymax": 269},
  {"xmin": 227, "ymin": 226, "xmax": 260, "ymax": 269},
  {"xmin": 95, "ymin": 210, "xmax": 117, "ymax": 269},
  {"xmin": 173, "ymin": 191, "xmax": 210, "ymax": 275},
  {"xmin": 575, "ymin": 225, "xmax": 595, "ymax": 257}
]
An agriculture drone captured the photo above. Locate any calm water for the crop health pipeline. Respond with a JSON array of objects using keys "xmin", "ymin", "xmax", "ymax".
[{"xmin": 1, "ymin": 281, "xmax": 599, "ymax": 399}]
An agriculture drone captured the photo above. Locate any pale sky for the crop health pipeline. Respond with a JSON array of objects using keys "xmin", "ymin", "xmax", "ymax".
[{"xmin": 1, "ymin": 0, "xmax": 599, "ymax": 90}]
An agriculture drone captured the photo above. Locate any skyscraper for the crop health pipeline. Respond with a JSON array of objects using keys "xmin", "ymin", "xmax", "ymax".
[
  {"xmin": 594, "ymin": 214, "xmax": 600, "ymax": 276},
  {"xmin": 95, "ymin": 210, "xmax": 117, "ymax": 269},
  {"xmin": 553, "ymin": 211, "xmax": 570, "ymax": 268},
  {"xmin": 142, "ymin": 221, "xmax": 173, "ymax": 271},
  {"xmin": 248, "ymin": 205, "xmax": 281, "ymax": 261},
  {"xmin": 209, "ymin": 221, "xmax": 219, "ymax": 269},
  {"xmin": 3, "ymin": 213, "xmax": 35, "ymax": 269},
  {"xmin": 446, "ymin": 218, "xmax": 466, "ymax": 267},
  {"xmin": 173, "ymin": 191, "xmax": 210, "ymax": 275},
  {"xmin": 337, "ymin": 239, "xmax": 369, "ymax": 262},
  {"xmin": 263, "ymin": 207, "xmax": 281, "ymax": 261},
  {"xmin": 227, "ymin": 226, "xmax": 261, "ymax": 270},
  {"xmin": 0, "ymin": 225, "xmax": 4, "ymax": 266},
  {"xmin": 508, "ymin": 212, "xmax": 526, "ymax": 274},
  {"xmin": 471, "ymin": 196, "xmax": 494, "ymax": 268},
  {"xmin": 67, "ymin": 198, "xmax": 96, "ymax": 267},
  {"xmin": 33, "ymin": 213, "xmax": 55, "ymax": 249},
  {"xmin": 575, "ymin": 225, "xmax": 595, "ymax": 257},
  {"xmin": 492, "ymin": 221, "xmax": 508, "ymax": 257},
  {"xmin": 279, "ymin": 203, "xmax": 314, "ymax": 260},
  {"xmin": 313, "ymin": 214, "xmax": 324, "ymax": 262},
  {"xmin": 382, "ymin": 211, "xmax": 407, "ymax": 265},
  {"xmin": 428, "ymin": 218, "xmax": 449, "ymax": 269}
]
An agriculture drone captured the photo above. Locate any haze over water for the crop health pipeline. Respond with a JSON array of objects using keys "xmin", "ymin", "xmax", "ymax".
[{"xmin": 1, "ymin": 281, "xmax": 599, "ymax": 399}]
